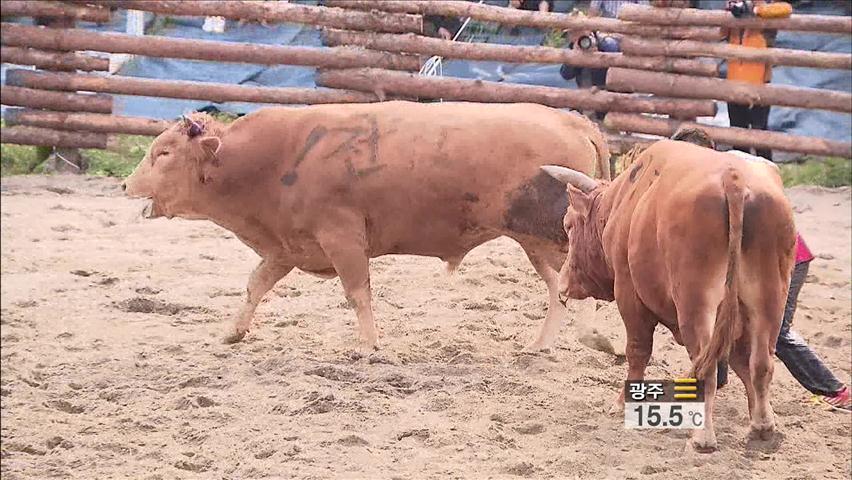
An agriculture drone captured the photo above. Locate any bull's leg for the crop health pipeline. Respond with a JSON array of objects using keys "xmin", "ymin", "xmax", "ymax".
[
  {"xmin": 223, "ymin": 258, "xmax": 293, "ymax": 344},
  {"xmin": 747, "ymin": 329, "xmax": 776, "ymax": 440},
  {"xmin": 612, "ymin": 285, "xmax": 657, "ymax": 414},
  {"xmin": 518, "ymin": 243, "xmax": 566, "ymax": 352},
  {"xmin": 679, "ymin": 309, "xmax": 719, "ymax": 452},
  {"xmin": 315, "ymin": 218, "xmax": 379, "ymax": 351},
  {"xmin": 729, "ymin": 341, "xmax": 756, "ymax": 416}
]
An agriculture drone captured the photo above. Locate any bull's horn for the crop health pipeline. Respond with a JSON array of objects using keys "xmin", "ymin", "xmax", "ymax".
[{"xmin": 541, "ymin": 165, "xmax": 597, "ymax": 193}]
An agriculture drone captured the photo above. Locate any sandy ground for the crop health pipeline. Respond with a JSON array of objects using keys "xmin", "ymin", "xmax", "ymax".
[{"xmin": 0, "ymin": 174, "xmax": 849, "ymax": 480}]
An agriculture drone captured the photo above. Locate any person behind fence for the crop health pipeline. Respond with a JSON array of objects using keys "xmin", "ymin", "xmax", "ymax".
[
  {"xmin": 507, "ymin": 0, "xmax": 550, "ymax": 13},
  {"xmin": 723, "ymin": 0, "xmax": 793, "ymax": 160},
  {"xmin": 558, "ymin": 1, "xmax": 649, "ymax": 118},
  {"xmin": 424, "ymin": 14, "xmax": 463, "ymax": 40},
  {"xmin": 557, "ymin": 11, "xmax": 621, "ymax": 120},
  {"xmin": 588, "ymin": 0, "xmax": 648, "ymax": 18},
  {"xmin": 668, "ymin": 127, "xmax": 851, "ymax": 412}
]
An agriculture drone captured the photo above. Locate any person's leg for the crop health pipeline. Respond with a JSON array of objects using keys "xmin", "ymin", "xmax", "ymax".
[
  {"xmin": 775, "ymin": 262, "xmax": 846, "ymax": 397},
  {"xmin": 750, "ymin": 105, "xmax": 773, "ymax": 160},
  {"xmin": 717, "ymin": 360, "xmax": 729, "ymax": 388},
  {"xmin": 727, "ymin": 102, "xmax": 751, "ymax": 129},
  {"xmin": 727, "ymin": 102, "xmax": 755, "ymax": 155}
]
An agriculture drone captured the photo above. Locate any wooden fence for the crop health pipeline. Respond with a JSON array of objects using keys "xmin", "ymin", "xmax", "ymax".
[{"xmin": 1, "ymin": 0, "xmax": 850, "ymax": 161}]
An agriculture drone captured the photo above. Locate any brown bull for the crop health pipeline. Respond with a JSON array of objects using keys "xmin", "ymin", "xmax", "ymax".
[
  {"xmin": 123, "ymin": 101, "xmax": 610, "ymax": 351},
  {"xmin": 543, "ymin": 140, "xmax": 796, "ymax": 451}
]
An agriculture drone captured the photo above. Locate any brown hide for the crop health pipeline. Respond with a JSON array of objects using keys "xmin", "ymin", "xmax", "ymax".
[
  {"xmin": 553, "ymin": 139, "xmax": 796, "ymax": 449},
  {"xmin": 124, "ymin": 101, "xmax": 609, "ymax": 349},
  {"xmin": 560, "ymin": 140, "xmax": 795, "ymax": 328}
]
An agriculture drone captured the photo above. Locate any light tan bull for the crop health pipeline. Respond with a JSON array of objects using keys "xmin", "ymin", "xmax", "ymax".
[
  {"xmin": 123, "ymin": 101, "xmax": 610, "ymax": 351},
  {"xmin": 543, "ymin": 140, "xmax": 796, "ymax": 451}
]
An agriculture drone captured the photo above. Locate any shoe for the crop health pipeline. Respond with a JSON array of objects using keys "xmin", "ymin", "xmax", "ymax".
[{"xmin": 819, "ymin": 386, "xmax": 851, "ymax": 412}]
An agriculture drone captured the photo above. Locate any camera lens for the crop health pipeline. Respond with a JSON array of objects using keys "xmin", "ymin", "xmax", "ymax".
[{"xmin": 578, "ymin": 36, "xmax": 592, "ymax": 49}]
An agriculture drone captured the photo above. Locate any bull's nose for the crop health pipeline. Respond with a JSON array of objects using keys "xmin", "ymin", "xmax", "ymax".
[{"xmin": 120, "ymin": 182, "xmax": 126, "ymax": 192}]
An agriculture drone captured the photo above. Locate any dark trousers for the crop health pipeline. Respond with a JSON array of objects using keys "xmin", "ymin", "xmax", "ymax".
[
  {"xmin": 727, "ymin": 102, "xmax": 773, "ymax": 160},
  {"xmin": 717, "ymin": 261, "xmax": 845, "ymax": 396}
]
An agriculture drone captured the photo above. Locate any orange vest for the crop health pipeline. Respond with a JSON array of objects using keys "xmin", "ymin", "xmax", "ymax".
[{"xmin": 728, "ymin": 29, "xmax": 769, "ymax": 85}]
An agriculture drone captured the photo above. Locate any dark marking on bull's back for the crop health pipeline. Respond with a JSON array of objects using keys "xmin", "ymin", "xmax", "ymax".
[
  {"xmin": 629, "ymin": 162, "xmax": 644, "ymax": 183},
  {"xmin": 463, "ymin": 192, "xmax": 479, "ymax": 203},
  {"xmin": 280, "ymin": 125, "xmax": 328, "ymax": 186},
  {"xmin": 504, "ymin": 171, "xmax": 569, "ymax": 243},
  {"xmin": 367, "ymin": 115, "xmax": 379, "ymax": 165},
  {"xmin": 355, "ymin": 164, "xmax": 386, "ymax": 178},
  {"xmin": 281, "ymin": 172, "xmax": 298, "ymax": 186},
  {"xmin": 295, "ymin": 126, "xmax": 328, "ymax": 167}
]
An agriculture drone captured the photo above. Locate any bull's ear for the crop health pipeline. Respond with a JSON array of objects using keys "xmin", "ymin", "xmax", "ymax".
[
  {"xmin": 200, "ymin": 136, "xmax": 221, "ymax": 155},
  {"xmin": 567, "ymin": 184, "xmax": 590, "ymax": 216}
]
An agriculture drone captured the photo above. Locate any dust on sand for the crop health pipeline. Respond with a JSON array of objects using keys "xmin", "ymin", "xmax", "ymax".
[{"xmin": 1, "ymin": 175, "xmax": 849, "ymax": 479}]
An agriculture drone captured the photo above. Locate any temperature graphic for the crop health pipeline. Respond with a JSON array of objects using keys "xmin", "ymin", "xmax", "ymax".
[{"xmin": 624, "ymin": 403, "xmax": 706, "ymax": 429}]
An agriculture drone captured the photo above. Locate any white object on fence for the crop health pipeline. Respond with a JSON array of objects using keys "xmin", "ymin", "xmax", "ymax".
[
  {"xmin": 203, "ymin": 16, "xmax": 227, "ymax": 34},
  {"xmin": 419, "ymin": 0, "xmax": 483, "ymax": 79},
  {"xmin": 110, "ymin": 9, "xmax": 145, "ymax": 73}
]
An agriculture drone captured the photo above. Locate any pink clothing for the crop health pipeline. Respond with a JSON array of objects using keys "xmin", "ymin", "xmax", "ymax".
[{"xmin": 795, "ymin": 233, "xmax": 815, "ymax": 264}]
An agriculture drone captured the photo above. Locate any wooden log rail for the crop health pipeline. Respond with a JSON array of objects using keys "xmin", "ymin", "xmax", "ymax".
[
  {"xmin": 619, "ymin": 37, "xmax": 851, "ymax": 71},
  {"xmin": 0, "ymin": 46, "xmax": 108, "ymax": 72},
  {"xmin": 316, "ymin": 68, "xmax": 717, "ymax": 118},
  {"xmin": 1, "ymin": 125, "xmax": 113, "ymax": 149},
  {"xmin": 1, "ymin": 86, "xmax": 113, "ymax": 113},
  {"xmin": 322, "ymin": 29, "xmax": 719, "ymax": 77},
  {"xmin": 606, "ymin": 68, "xmax": 852, "ymax": 113},
  {"xmin": 64, "ymin": 0, "xmax": 422, "ymax": 34},
  {"xmin": 5, "ymin": 69, "xmax": 386, "ymax": 105},
  {"xmin": 619, "ymin": 4, "xmax": 852, "ymax": 35},
  {"xmin": 325, "ymin": 0, "xmax": 723, "ymax": 41},
  {"xmin": 605, "ymin": 112, "xmax": 852, "ymax": 158},
  {"xmin": 4, "ymin": 108, "xmax": 170, "ymax": 136},
  {"xmin": 0, "ymin": 1, "xmax": 111, "ymax": 23},
  {"xmin": 0, "ymin": 23, "xmax": 421, "ymax": 71}
]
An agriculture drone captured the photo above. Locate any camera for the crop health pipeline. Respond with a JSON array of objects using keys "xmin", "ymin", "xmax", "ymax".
[
  {"xmin": 576, "ymin": 34, "xmax": 597, "ymax": 51},
  {"xmin": 728, "ymin": 0, "xmax": 754, "ymax": 18}
]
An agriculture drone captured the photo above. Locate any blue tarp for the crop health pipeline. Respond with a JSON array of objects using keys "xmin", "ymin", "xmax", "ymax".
[{"xmin": 2, "ymin": 0, "xmax": 850, "ymax": 147}]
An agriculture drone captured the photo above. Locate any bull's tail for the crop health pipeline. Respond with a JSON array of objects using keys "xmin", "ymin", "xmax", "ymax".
[
  {"xmin": 565, "ymin": 110, "xmax": 611, "ymax": 181},
  {"xmin": 589, "ymin": 135, "xmax": 612, "ymax": 181},
  {"xmin": 692, "ymin": 169, "xmax": 745, "ymax": 379}
]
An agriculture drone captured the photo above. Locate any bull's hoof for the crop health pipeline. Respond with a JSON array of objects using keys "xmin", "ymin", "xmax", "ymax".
[
  {"xmin": 358, "ymin": 339, "xmax": 379, "ymax": 355},
  {"xmin": 222, "ymin": 330, "xmax": 247, "ymax": 344},
  {"xmin": 688, "ymin": 432, "xmax": 718, "ymax": 453},
  {"xmin": 608, "ymin": 401, "xmax": 623, "ymax": 416},
  {"xmin": 523, "ymin": 338, "xmax": 554, "ymax": 353},
  {"xmin": 522, "ymin": 343, "xmax": 551, "ymax": 354},
  {"xmin": 748, "ymin": 422, "xmax": 776, "ymax": 442},
  {"xmin": 688, "ymin": 440, "xmax": 718, "ymax": 454}
]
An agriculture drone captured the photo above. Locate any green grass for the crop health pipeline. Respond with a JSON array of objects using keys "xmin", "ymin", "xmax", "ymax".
[
  {"xmin": 85, "ymin": 135, "xmax": 152, "ymax": 177},
  {"xmin": 779, "ymin": 157, "xmax": 851, "ymax": 188},
  {"xmin": 542, "ymin": 28, "xmax": 567, "ymax": 48},
  {"xmin": 0, "ymin": 143, "xmax": 47, "ymax": 176},
  {"xmin": 1, "ymin": 124, "xmax": 152, "ymax": 178}
]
